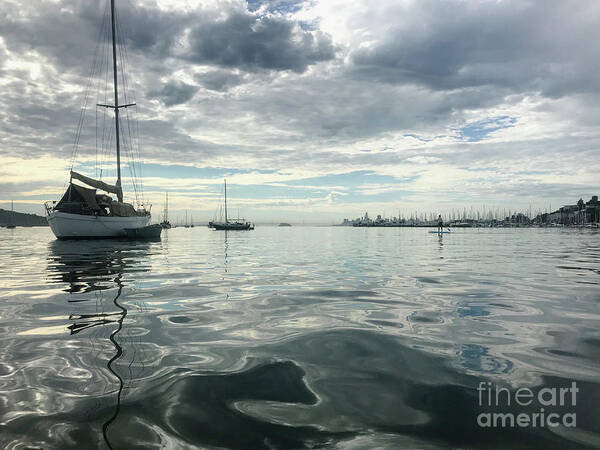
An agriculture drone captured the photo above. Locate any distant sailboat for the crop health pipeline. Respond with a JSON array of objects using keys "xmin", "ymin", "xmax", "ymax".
[
  {"xmin": 208, "ymin": 204, "xmax": 222, "ymax": 228},
  {"xmin": 160, "ymin": 193, "xmax": 171, "ymax": 229},
  {"xmin": 44, "ymin": 0, "xmax": 150, "ymax": 239},
  {"xmin": 211, "ymin": 179, "xmax": 254, "ymax": 230},
  {"xmin": 6, "ymin": 200, "xmax": 16, "ymax": 229}
]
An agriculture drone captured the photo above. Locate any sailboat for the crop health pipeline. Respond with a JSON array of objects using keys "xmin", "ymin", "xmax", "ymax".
[
  {"xmin": 45, "ymin": 0, "xmax": 151, "ymax": 239},
  {"xmin": 211, "ymin": 179, "xmax": 254, "ymax": 230},
  {"xmin": 6, "ymin": 200, "xmax": 16, "ymax": 229},
  {"xmin": 160, "ymin": 193, "xmax": 171, "ymax": 229}
]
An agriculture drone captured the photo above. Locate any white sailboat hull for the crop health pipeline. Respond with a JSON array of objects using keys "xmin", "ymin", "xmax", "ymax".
[{"xmin": 47, "ymin": 211, "xmax": 150, "ymax": 239}]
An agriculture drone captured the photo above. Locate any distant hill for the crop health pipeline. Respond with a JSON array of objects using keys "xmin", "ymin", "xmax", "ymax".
[{"xmin": 0, "ymin": 208, "xmax": 48, "ymax": 227}]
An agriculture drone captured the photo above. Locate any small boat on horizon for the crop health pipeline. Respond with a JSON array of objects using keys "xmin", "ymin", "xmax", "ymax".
[
  {"xmin": 6, "ymin": 200, "xmax": 16, "ymax": 229},
  {"xmin": 183, "ymin": 210, "xmax": 193, "ymax": 228},
  {"xmin": 160, "ymin": 193, "xmax": 171, "ymax": 229}
]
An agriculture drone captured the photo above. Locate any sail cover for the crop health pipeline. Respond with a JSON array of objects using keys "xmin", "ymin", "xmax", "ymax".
[
  {"xmin": 70, "ymin": 171, "xmax": 122, "ymax": 198},
  {"xmin": 109, "ymin": 201, "xmax": 139, "ymax": 217},
  {"xmin": 56, "ymin": 183, "xmax": 101, "ymax": 211},
  {"xmin": 54, "ymin": 184, "xmax": 143, "ymax": 217}
]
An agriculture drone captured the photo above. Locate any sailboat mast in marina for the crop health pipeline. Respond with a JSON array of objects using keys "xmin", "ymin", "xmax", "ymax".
[
  {"xmin": 160, "ymin": 193, "xmax": 171, "ymax": 229},
  {"xmin": 6, "ymin": 201, "xmax": 16, "ymax": 229},
  {"xmin": 45, "ymin": 0, "xmax": 151, "ymax": 239}
]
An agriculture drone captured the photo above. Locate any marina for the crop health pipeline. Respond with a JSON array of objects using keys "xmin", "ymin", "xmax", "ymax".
[{"xmin": 343, "ymin": 196, "xmax": 600, "ymax": 229}]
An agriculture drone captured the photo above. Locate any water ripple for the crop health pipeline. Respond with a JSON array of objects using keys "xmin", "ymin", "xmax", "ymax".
[{"xmin": 0, "ymin": 226, "xmax": 599, "ymax": 448}]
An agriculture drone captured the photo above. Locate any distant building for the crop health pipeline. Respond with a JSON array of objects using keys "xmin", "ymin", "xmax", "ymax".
[
  {"xmin": 559, "ymin": 205, "xmax": 578, "ymax": 224},
  {"xmin": 534, "ymin": 195, "xmax": 598, "ymax": 225},
  {"xmin": 510, "ymin": 213, "xmax": 530, "ymax": 224},
  {"xmin": 585, "ymin": 195, "xmax": 599, "ymax": 223}
]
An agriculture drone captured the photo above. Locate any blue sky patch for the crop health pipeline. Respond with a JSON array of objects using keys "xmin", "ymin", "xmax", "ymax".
[
  {"xmin": 457, "ymin": 116, "xmax": 517, "ymax": 142},
  {"xmin": 246, "ymin": 0, "xmax": 305, "ymax": 14}
]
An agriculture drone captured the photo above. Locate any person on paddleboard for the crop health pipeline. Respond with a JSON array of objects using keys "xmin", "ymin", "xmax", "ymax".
[{"xmin": 437, "ymin": 214, "xmax": 443, "ymax": 233}]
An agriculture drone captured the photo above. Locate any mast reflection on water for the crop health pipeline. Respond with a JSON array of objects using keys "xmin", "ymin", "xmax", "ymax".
[{"xmin": 47, "ymin": 239, "xmax": 154, "ymax": 449}]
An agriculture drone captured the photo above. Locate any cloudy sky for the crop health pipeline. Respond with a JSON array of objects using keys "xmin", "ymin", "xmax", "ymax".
[{"xmin": 1, "ymin": 0, "xmax": 599, "ymax": 223}]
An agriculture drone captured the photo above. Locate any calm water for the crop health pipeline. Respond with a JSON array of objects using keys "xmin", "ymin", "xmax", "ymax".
[{"xmin": 0, "ymin": 226, "xmax": 599, "ymax": 449}]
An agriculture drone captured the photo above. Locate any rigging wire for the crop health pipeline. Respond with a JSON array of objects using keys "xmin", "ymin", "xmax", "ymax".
[
  {"xmin": 98, "ymin": 7, "xmax": 112, "ymax": 182},
  {"xmin": 100, "ymin": 20, "xmax": 111, "ymax": 184},
  {"xmin": 68, "ymin": 0, "xmax": 148, "ymax": 212},
  {"xmin": 95, "ymin": 6, "xmax": 110, "ymax": 180},
  {"xmin": 70, "ymin": 1, "xmax": 110, "ymax": 179},
  {"xmin": 115, "ymin": 5, "xmax": 144, "ymax": 207},
  {"xmin": 95, "ymin": 98, "xmax": 98, "ymax": 179}
]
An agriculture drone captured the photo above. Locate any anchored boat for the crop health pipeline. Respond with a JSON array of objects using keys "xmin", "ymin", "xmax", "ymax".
[
  {"xmin": 45, "ymin": 0, "xmax": 151, "ymax": 239},
  {"xmin": 6, "ymin": 200, "xmax": 16, "ymax": 229},
  {"xmin": 160, "ymin": 193, "xmax": 172, "ymax": 229},
  {"xmin": 211, "ymin": 179, "xmax": 254, "ymax": 231}
]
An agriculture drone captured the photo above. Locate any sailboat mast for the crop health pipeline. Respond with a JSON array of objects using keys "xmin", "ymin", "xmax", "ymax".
[
  {"xmin": 224, "ymin": 179, "xmax": 228, "ymax": 223},
  {"xmin": 110, "ymin": 0, "xmax": 123, "ymax": 202},
  {"xmin": 164, "ymin": 192, "xmax": 168, "ymax": 222}
]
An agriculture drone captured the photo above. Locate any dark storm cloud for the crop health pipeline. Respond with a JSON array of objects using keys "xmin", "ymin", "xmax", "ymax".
[
  {"xmin": 0, "ymin": 0, "xmax": 335, "ymax": 76},
  {"xmin": 0, "ymin": 1, "xmax": 118, "ymax": 73},
  {"xmin": 0, "ymin": 1, "xmax": 170, "ymax": 84},
  {"xmin": 351, "ymin": 0, "xmax": 600, "ymax": 97},
  {"xmin": 0, "ymin": 0, "xmax": 338, "ymax": 163},
  {"xmin": 195, "ymin": 70, "xmax": 246, "ymax": 92},
  {"xmin": 148, "ymin": 81, "xmax": 198, "ymax": 106},
  {"xmin": 116, "ymin": 3, "xmax": 184, "ymax": 57},
  {"xmin": 183, "ymin": 11, "xmax": 335, "ymax": 73}
]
